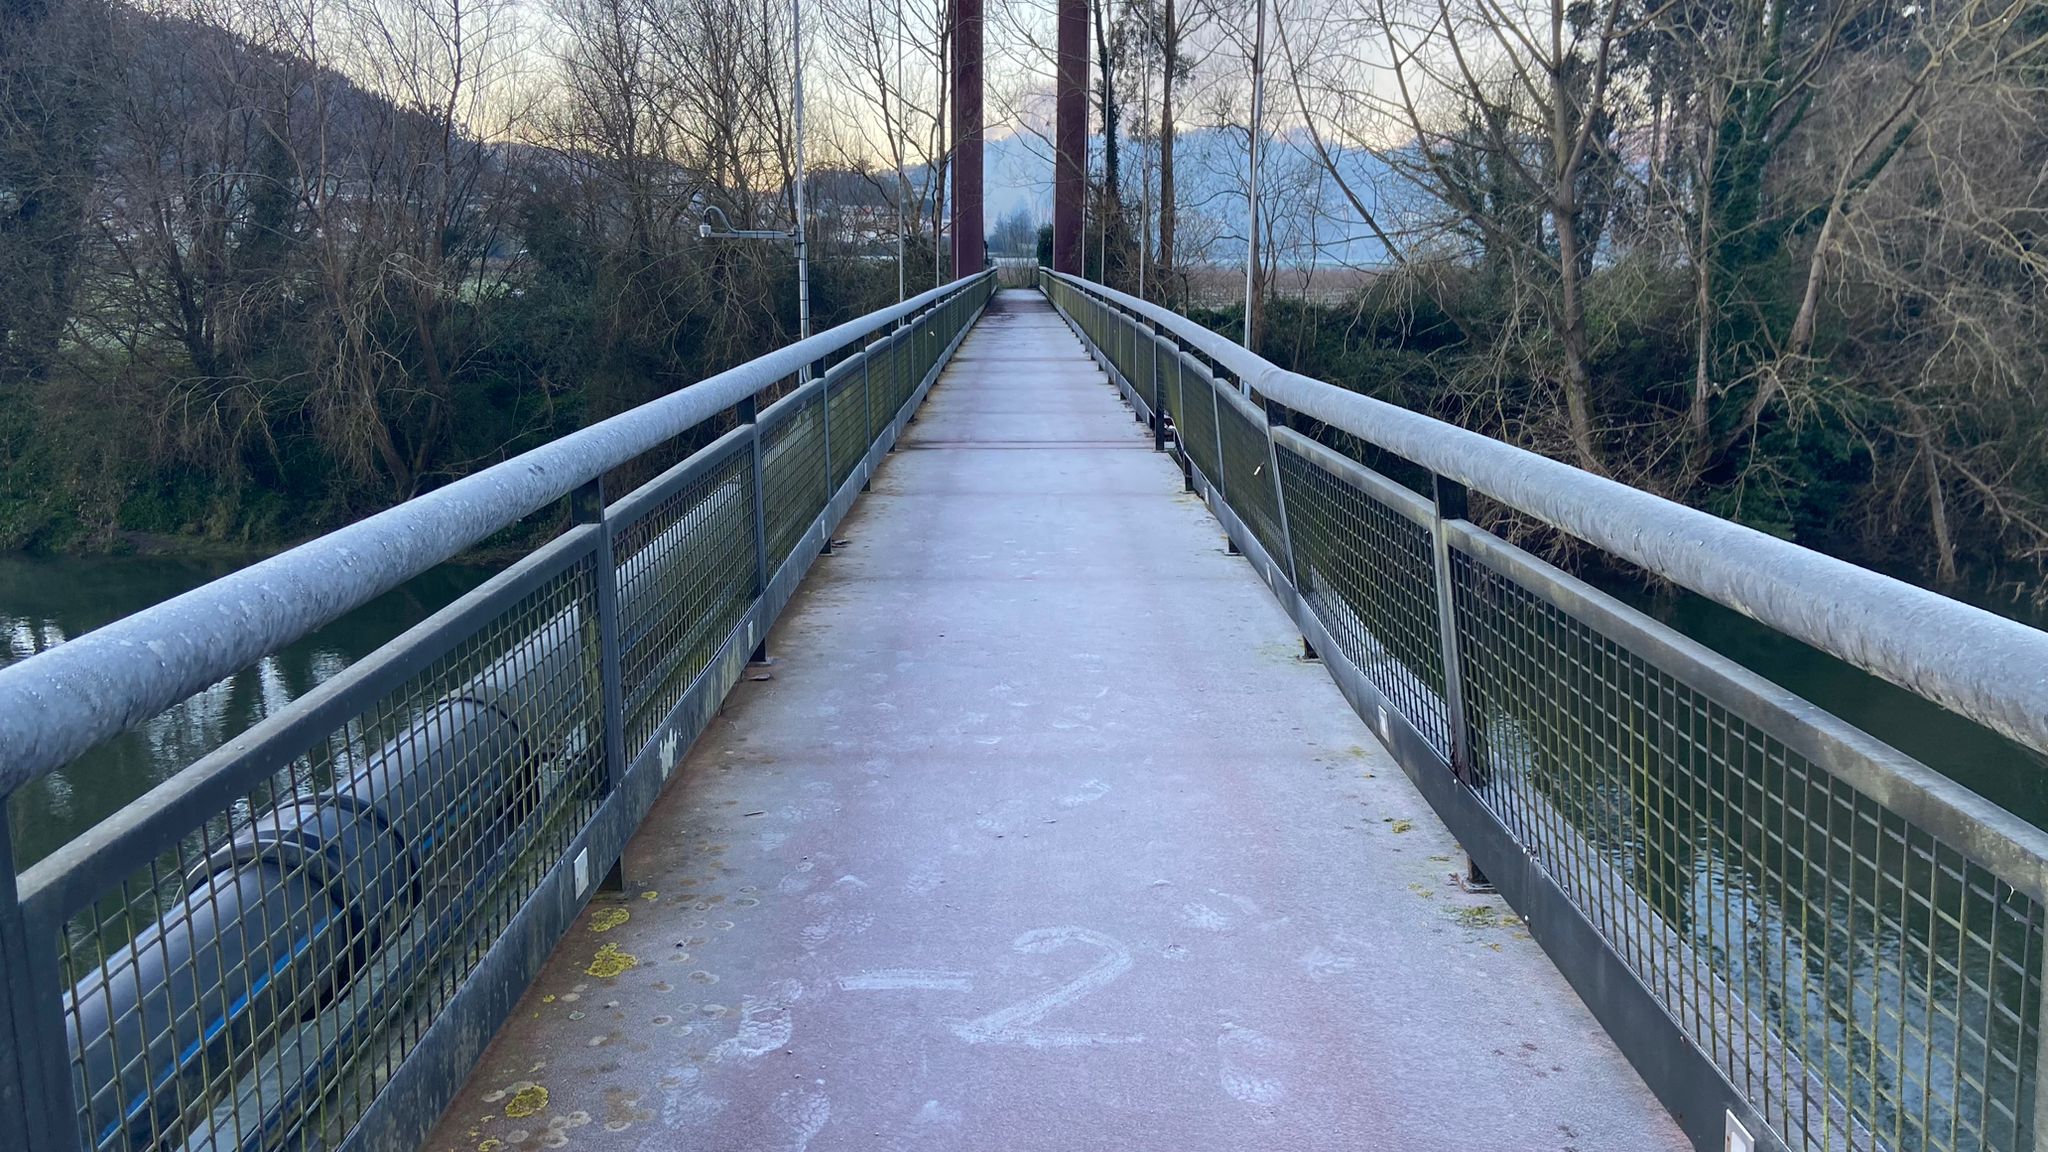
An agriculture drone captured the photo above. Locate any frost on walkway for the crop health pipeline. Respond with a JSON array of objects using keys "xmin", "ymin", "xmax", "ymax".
[{"xmin": 426, "ymin": 291, "xmax": 1685, "ymax": 1152}]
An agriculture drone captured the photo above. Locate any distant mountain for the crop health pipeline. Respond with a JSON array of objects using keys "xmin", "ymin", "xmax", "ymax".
[
  {"xmin": 973, "ymin": 127, "xmax": 1401, "ymax": 267},
  {"xmin": 982, "ymin": 134, "xmax": 1056, "ymax": 225}
]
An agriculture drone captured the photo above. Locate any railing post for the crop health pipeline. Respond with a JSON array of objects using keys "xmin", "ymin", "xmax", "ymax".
[
  {"xmin": 1429, "ymin": 474, "xmax": 1476, "ymax": 789},
  {"xmin": 571, "ymin": 478, "xmax": 629, "ymax": 891},
  {"xmin": 1151, "ymin": 323, "xmax": 1166, "ymax": 452},
  {"xmin": 1129, "ymin": 316, "xmax": 1145, "ymax": 427},
  {"xmin": 740, "ymin": 394, "xmax": 771, "ymax": 662},
  {"xmin": 1211, "ymin": 366, "xmax": 1235, "ymax": 554},
  {"xmin": 1212, "ymin": 375, "xmax": 1229, "ymax": 505},
  {"xmin": 894, "ymin": 323, "xmax": 909, "ymax": 434},
  {"xmin": 819, "ymin": 374, "xmax": 833, "ymax": 548},
  {"xmin": 1262, "ymin": 396, "xmax": 1301, "ymax": 593},
  {"xmin": 894, "ymin": 323, "xmax": 907, "ymax": 424},
  {"xmin": 1181, "ymin": 408, "xmax": 1196, "ymax": 492},
  {"xmin": 861, "ymin": 343, "xmax": 874, "ymax": 492},
  {"xmin": 0, "ymin": 804, "xmax": 80, "ymax": 1152}
]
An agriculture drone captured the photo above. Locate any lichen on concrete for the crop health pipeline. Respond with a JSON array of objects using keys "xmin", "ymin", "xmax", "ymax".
[
  {"xmin": 504, "ymin": 1083, "xmax": 549, "ymax": 1119},
  {"xmin": 586, "ymin": 942, "xmax": 638, "ymax": 978}
]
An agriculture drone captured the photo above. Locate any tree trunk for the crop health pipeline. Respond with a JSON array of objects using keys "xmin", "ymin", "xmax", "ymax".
[
  {"xmin": 1687, "ymin": 129, "xmax": 1717, "ymax": 465},
  {"xmin": 1553, "ymin": 201, "xmax": 1599, "ymax": 469},
  {"xmin": 1091, "ymin": 0, "xmax": 1119, "ymax": 284},
  {"xmin": 1923, "ymin": 444, "xmax": 1959, "ymax": 584},
  {"xmin": 0, "ymin": 0, "xmax": 106, "ymax": 385},
  {"xmin": 1549, "ymin": 102, "xmax": 1599, "ymax": 468}
]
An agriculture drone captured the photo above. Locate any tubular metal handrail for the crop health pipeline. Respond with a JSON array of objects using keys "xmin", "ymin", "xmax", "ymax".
[
  {"xmin": 1043, "ymin": 268, "xmax": 2048, "ymax": 1152},
  {"xmin": 0, "ymin": 274, "xmax": 991, "ymax": 798}
]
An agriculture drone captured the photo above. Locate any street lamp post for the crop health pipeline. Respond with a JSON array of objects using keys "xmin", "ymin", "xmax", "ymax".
[
  {"xmin": 1243, "ymin": 0, "xmax": 1266, "ymax": 352},
  {"xmin": 896, "ymin": 0, "xmax": 907, "ymax": 305},
  {"xmin": 1139, "ymin": 43, "xmax": 1152, "ymax": 302},
  {"xmin": 792, "ymin": 0, "xmax": 811, "ymax": 343}
]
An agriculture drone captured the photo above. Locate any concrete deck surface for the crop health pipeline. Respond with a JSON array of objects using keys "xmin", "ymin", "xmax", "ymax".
[{"xmin": 426, "ymin": 290, "xmax": 1686, "ymax": 1152}]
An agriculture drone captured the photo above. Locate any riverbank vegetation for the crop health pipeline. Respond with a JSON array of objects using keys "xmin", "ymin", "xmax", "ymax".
[
  {"xmin": 1, "ymin": 0, "xmax": 961, "ymax": 553},
  {"xmin": 9, "ymin": 0, "xmax": 2048, "ymax": 598},
  {"xmin": 1067, "ymin": 0, "xmax": 2048, "ymax": 597}
]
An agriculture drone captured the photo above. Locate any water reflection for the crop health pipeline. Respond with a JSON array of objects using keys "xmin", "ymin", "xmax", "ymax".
[
  {"xmin": 1457, "ymin": 561, "xmax": 2041, "ymax": 1152},
  {"xmin": 0, "ymin": 555, "xmax": 497, "ymax": 870},
  {"xmin": 1613, "ymin": 582, "xmax": 2048, "ymax": 830}
]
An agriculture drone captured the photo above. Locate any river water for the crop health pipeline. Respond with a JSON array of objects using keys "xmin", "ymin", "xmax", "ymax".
[
  {"xmin": 1608, "ymin": 580, "xmax": 2048, "ymax": 829},
  {"xmin": 0, "ymin": 554, "xmax": 497, "ymax": 871}
]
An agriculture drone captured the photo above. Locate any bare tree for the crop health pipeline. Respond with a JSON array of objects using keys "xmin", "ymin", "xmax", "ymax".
[
  {"xmin": 816, "ymin": 0, "xmax": 951, "ymax": 278},
  {"xmin": 989, "ymin": 203, "xmax": 1038, "ymax": 253},
  {"xmin": 0, "ymin": 0, "xmax": 110, "ymax": 386}
]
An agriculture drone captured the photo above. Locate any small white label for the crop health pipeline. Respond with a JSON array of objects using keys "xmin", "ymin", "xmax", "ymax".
[
  {"xmin": 1724, "ymin": 1112, "xmax": 1755, "ymax": 1152},
  {"xmin": 573, "ymin": 848, "xmax": 591, "ymax": 897},
  {"xmin": 660, "ymin": 729, "xmax": 681, "ymax": 781}
]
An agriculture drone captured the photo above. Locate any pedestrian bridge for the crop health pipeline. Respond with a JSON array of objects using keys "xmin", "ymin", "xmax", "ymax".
[{"xmin": 2, "ymin": 274, "xmax": 2045, "ymax": 1152}]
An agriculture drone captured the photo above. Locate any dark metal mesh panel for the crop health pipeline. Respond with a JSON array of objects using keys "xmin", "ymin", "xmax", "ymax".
[
  {"xmin": 1126, "ymin": 323, "xmax": 1153, "ymax": 413},
  {"xmin": 899, "ymin": 322, "xmax": 923, "ymax": 413},
  {"xmin": 915, "ymin": 312, "xmax": 943, "ymax": 393},
  {"xmin": 1105, "ymin": 311, "xmax": 1128, "ymax": 394},
  {"xmin": 615, "ymin": 447, "xmax": 757, "ymax": 753},
  {"xmin": 1450, "ymin": 546, "xmax": 2046, "ymax": 1152},
  {"xmin": 1216, "ymin": 392, "xmax": 1287, "ymax": 562},
  {"xmin": 828, "ymin": 363, "xmax": 867, "ymax": 491},
  {"xmin": 57, "ymin": 558, "xmax": 605, "ymax": 1152},
  {"xmin": 1180, "ymin": 365, "xmax": 1221, "ymax": 488},
  {"xmin": 868, "ymin": 339, "xmax": 896, "ymax": 435},
  {"xmin": 761, "ymin": 393, "xmax": 826, "ymax": 573},
  {"xmin": 1157, "ymin": 337, "xmax": 1182, "ymax": 433},
  {"xmin": 898, "ymin": 320, "xmax": 920, "ymax": 410},
  {"xmin": 1276, "ymin": 443, "xmax": 1450, "ymax": 757},
  {"xmin": 893, "ymin": 327, "xmax": 915, "ymax": 413}
]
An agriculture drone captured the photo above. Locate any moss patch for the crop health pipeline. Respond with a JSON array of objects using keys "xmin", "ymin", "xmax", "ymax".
[
  {"xmin": 504, "ymin": 1084, "xmax": 549, "ymax": 1119},
  {"xmin": 587, "ymin": 942, "xmax": 639, "ymax": 978}
]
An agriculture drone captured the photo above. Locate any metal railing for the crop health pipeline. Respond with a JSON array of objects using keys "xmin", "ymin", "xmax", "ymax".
[
  {"xmin": 0, "ymin": 270, "xmax": 995, "ymax": 1152},
  {"xmin": 1042, "ymin": 269, "xmax": 2048, "ymax": 1152}
]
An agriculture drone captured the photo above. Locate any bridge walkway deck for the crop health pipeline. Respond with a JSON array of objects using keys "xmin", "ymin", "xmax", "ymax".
[{"xmin": 425, "ymin": 290, "xmax": 1684, "ymax": 1152}]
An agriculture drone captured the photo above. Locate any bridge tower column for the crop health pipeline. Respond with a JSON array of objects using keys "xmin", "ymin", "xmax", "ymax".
[
  {"xmin": 1052, "ymin": 0, "xmax": 1087, "ymax": 274},
  {"xmin": 949, "ymin": 0, "xmax": 984, "ymax": 276}
]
